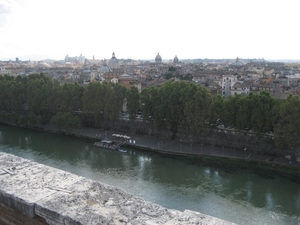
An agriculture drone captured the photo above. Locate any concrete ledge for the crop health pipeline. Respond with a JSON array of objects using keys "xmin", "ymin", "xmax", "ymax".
[{"xmin": 0, "ymin": 152, "xmax": 235, "ymax": 225}]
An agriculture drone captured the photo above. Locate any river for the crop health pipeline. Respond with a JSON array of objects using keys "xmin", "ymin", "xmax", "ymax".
[{"xmin": 0, "ymin": 125, "xmax": 299, "ymax": 225}]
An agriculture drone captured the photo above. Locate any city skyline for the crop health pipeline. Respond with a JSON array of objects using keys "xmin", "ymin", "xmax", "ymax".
[{"xmin": 1, "ymin": 0, "xmax": 299, "ymax": 61}]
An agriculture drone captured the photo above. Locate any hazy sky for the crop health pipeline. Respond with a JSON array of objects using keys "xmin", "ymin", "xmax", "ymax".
[{"xmin": 0, "ymin": 0, "xmax": 299, "ymax": 61}]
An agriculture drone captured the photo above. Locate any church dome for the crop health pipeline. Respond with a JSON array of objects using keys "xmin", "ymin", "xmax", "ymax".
[
  {"xmin": 108, "ymin": 52, "xmax": 120, "ymax": 69},
  {"xmin": 99, "ymin": 59, "xmax": 112, "ymax": 74},
  {"xmin": 173, "ymin": 55, "xmax": 179, "ymax": 64},
  {"xmin": 155, "ymin": 53, "xmax": 162, "ymax": 63},
  {"xmin": 232, "ymin": 57, "xmax": 243, "ymax": 67}
]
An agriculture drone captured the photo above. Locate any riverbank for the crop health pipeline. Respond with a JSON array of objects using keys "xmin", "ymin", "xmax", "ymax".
[
  {"xmin": 2, "ymin": 123, "xmax": 300, "ymax": 178},
  {"xmin": 35, "ymin": 124, "xmax": 300, "ymax": 178}
]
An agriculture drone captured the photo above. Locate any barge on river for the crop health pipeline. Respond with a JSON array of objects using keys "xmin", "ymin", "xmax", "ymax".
[{"xmin": 94, "ymin": 140, "xmax": 125, "ymax": 151}]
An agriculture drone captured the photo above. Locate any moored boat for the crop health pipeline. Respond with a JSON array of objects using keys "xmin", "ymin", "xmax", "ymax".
[
  {"xmin": 93, "ymin": 140, "xmax": 118, "ymax": 150},
  {"xmin": 118, "ymin": 148, "xmax": 127, "ymax": 153}
]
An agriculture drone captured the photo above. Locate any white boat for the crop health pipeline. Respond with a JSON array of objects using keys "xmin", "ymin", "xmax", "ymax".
[{"xmin": 118, "ymin": 148, "xmax": 127, "ymax": 153}]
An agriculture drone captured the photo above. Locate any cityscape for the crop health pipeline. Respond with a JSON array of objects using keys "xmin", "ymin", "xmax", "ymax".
[
  {"xmin": 1, "ymin": 0, "xmax": 300, "ymax": 224},
  {"xmin": 1, "ymin": 52, "xmax": 300, "ymax": 100},
  {"xmin": 1, "ymin": 52, "xmax": 300, "ymax": 224}
]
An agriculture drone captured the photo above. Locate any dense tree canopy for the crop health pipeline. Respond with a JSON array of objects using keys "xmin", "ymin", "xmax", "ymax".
[
  {"xmin": 51, "ymin": 112, "xmax": 82, "ymax": 131},
  {"xmin": 0, "ymin": 73, "xmax": 299, "ymax": 150},
  {"xmin": 274, "ymin": 95, "xmax": 300, "ymax": 148},
  {"xmin": 126, "ymin": 86, "xmax": 140, "ymax": 120},
  {"xmin": 141, "ymin": 81, "xmax": 211, "ymax": 138}
]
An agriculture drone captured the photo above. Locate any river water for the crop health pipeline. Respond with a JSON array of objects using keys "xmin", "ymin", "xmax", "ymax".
[{"xmin": 0, "ymin": 125, "xmax": 299, "ymax": 225}]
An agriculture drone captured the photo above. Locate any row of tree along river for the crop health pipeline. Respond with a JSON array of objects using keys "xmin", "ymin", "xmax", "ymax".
[{"xmin": 1, "ymin": 73, "xmax": 300, "ymax": 156}]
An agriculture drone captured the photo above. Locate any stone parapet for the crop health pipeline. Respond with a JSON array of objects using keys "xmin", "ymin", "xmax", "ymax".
[{"xmin": 0, "ymin": 153, "xmax": 235, "ymax": 225}]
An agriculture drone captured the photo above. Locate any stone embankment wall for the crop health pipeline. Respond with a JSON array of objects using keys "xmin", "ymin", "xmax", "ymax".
[{"xmin": 0, "ymin": 153, "xmax": 235, "ymax": 225}]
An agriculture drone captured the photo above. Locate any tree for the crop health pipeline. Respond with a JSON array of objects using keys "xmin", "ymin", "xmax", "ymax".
[
  {"xmin": 235, "ymin": 95, "xmax": 252, "ymax": 131},
  {"xmin": 42, "ymin": 79, "xmax": 60, "ymax": 113},
  {"xmin": 17, "ymin": 115, "xmax": 27, "ymax": 127},
  {"xmin": 165, "ymin": 72, "xmax": 174, "ymax": 80},
  {"xmin": 73, "ymin": 82, "xmax": 84, "ymax": 110},
  {"xmin": 51, "ymin": 112, "xmax": 64, "ymax": 128},
  {"xmin": 274, "ymin": 95, "xmax": 300, "ymax": 148},
  {"xmin": 126, "ymin": 86, "xmax": 140, "ymax": 120},
  {"xmin": 209, "ymin": 94, "xmax": 224, "ymax": 126},
  {"xmin": 250, "ymin": 91, "xmax": 275, "ymax": 134},
  {"xmin": 141, "ymin": 86, "xmax": 159, "ymax": 123},
  {"xmin": 82, "ymin": 82, "xmax": 106, "ymax": 126},
  {"xmin": 222, "ymin": 95, "xmax": 240, "ymax": 128},
  {"xmin": 51, "ymin": 112, "xmax": 82, "ymax": 131},
  {"xmin": 0, "ymin": 79, "xmax": 10, "ymax": 109},
  {"xmin": 184, "ymin": 86, "xmax": 212, "ymax": 135},
  {"xmin": 26, "ymin": 78, "xmax": 47, "ymax": 114},
  {"xmin": 104, "ymin": 83, "xmax": 127, "ymax": 122},
  {"xmin": 153, "ymin": 81, "xmax": 179, "ymax": 134},
  {"xmin": 8, "ymin": 81, "xmax": 26, "ymax": 109},
  {"xmin": 28, "ymin": 111, "xmax": 37, "ymax": 126},
  {"xmin": 57, "ymin": 83, "xmax": 71, "ymax": 112},
  {"xmin": 148, "ymin": 81, "xmax": 211, "ymax": 139},
  {"xmin": 64, "ymin": 113, "xmax": 82, "ymax": 131},
  {"xmin": 5, "ymin": 112, "xmax": 18, "ymax": 124},
  {"xmin": 0, "ymin": 110, "xmax": 5, "ymax": 120}
]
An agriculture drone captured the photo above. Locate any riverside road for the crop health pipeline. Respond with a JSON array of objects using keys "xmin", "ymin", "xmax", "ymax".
[{"xmin": 69, "ymin": 127, "xmax": 300, "ymax": 169}]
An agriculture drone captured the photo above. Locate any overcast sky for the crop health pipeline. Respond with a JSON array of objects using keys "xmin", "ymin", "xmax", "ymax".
[{"xmin": 0, "ymin": 0, "xmax": 299, "ymax": 61}]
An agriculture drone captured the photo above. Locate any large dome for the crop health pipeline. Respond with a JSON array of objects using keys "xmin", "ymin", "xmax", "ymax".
[
  {"xmin": 99, "ymin": 59, "xmax": 112, "ymax": 74},
  {"xmin": 155, "ymin": 53, "xmax": 162, "ymax": 63},
  {"xmin": 232, "ymin": 57, "xmax": 243, "ymax": 67},
  {"xmin": 108, "ymin": 52, "xmax": 120, "ymax": 69}
]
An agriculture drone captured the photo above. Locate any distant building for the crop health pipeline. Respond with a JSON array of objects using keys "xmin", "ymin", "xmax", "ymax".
[
  {"xmin": 99, "ymin": 59, "xmax": 112, "ymax": 75},
  {"xmin": 222, "ymin": 75, "xmax": 237, "ymax": 97},
  {"xmin": 65, "ymin": 54, "xmax": 85, "ymax": 63},
  {"xmin": 0, "ymin": 67, "xmax": 11, "ymax": 75},
  {"xmin": 108, "ymin": 52, "xmax": 120, "ymax": 69},
  {"xmin": 118, "ymin": 73, "xmax": 141, "ymax": 92},
  {"xmin": 231, "ymin": 82, "xmax": 250, "ymax": 96},
  {"xmin": 232, "ymin": 57, "xmax": 243, "ymax": 67},
  {"xmin": 82, "ymin": 59, "xmax": 91, "ymax": 81},
  {"xmin": 221, "ymin": 74, "xmax": 250, "ymax": 97},
  {"xmin": 83, "ymin": 59, "xmax": 90, "ymax": 73},
  {"xmin": 36, "ymin": 62, "xmax": 51, "ymax": 69},
  {"xmin": 155, "ymin": 53, "xmax": 162, "ymax": 63},
  {"xmin": 111, "ymin": 77, "xmax": 118, "ymax": 84},
  {"xmin": 173, "ymin": 55, "xmax": 179, "ymax": 65}
]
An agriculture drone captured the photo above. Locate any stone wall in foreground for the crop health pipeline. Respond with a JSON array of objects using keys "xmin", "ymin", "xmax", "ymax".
[
  {"xmin": 0, "ymin": 153, "xmax": 235, "ymax": 225},
  {"xmin": 0, "ymin": 202, "xmax": 47, "ymax": 225}
]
